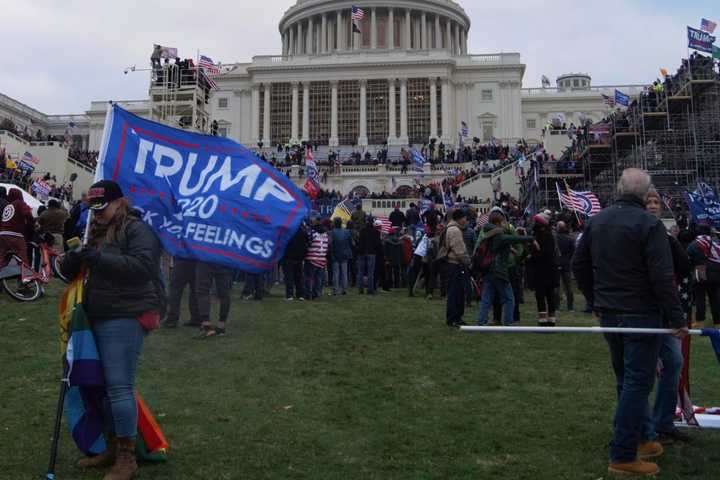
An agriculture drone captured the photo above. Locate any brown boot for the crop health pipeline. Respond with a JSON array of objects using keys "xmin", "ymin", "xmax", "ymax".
[
  {"xmin": 637, "ymin": 441, "xmax": 664, "ymax": 460},
  {"xmin": 77, "ymin": 436, "xmax": 116, "ymax": 469},
  {"xmin": 608, "ymin": 459, "xmax": 659, "ymax": 476},
  {"xmin": 537, "ymin": 312, "xmax": 548, "ymax": 326},
  {"xmin": 103, "ymin": 438, "xmax": 137, "ymax": 480}
]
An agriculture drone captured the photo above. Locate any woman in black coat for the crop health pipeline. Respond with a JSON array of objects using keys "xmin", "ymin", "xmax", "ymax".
[{"xmin": 528, "ymin": 213, "xmax": 560, "ymax": 326}]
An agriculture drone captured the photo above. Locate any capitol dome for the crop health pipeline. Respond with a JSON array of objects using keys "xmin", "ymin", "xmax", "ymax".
[{"xmin": 279, "ymin": 0, "xmax": 471, "ymax": 55}]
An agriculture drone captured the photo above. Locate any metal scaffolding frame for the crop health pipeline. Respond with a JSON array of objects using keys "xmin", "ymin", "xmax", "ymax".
[
  {"xmin": 149, "ymin": 63, "xmax": 211, "ymax": 134},
  {"xmin": 576, "ymin": 57, "xmax": 720, "ymax": 207}
]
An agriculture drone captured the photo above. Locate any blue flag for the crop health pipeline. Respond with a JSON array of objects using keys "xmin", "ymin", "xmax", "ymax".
[
  {"xmin": 97, "ymin": 105, "xmax": 310, "ymax": 273},
  {"xmin": 411, "ymin": 149, "xmax": 425, "ymax": 172},
  {"xmin": 684, "ymin": 181, "xmax": 720, "ymax": 228},
  {"xmin": 614, "ymin": 89, "xmax": 630, "ymax": 107},
  {"xmin": 688, "ymin": 26, "xmax": 716, "ymax": 54}
]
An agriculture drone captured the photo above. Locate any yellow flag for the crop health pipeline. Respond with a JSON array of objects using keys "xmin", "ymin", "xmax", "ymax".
[{"xmin": 6, "ymin": 158, "xmax": 17, "ymax": 170}]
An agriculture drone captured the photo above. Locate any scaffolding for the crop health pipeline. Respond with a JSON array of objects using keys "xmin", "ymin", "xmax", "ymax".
[
  {"xmin": 148, "ymin": 62, "xmax": 211, "ymax": 133},
  {"xmin": 576, "ymin": 54, "xmax": 720, "ymax": 207}
]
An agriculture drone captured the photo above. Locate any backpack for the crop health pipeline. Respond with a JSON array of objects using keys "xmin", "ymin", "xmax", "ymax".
[
  {"xmin": 472, "ymin": 238, "xmax": 496, "ymax": 275},
  {"xmin": 436, "ymin": 226, "xmax": 458, "ymax": 262}
]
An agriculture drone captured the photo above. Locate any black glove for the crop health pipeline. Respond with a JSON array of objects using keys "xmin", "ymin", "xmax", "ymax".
[{"xmin": 79, "ymin": 246, "xmax": 101, "ymax": 266}]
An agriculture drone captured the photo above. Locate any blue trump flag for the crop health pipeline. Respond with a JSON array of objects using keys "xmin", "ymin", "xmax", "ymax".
[
  {"xmin": 411, "ymin": 149, "xmax": 425, "ymax": 172},
  {"xmin": 684, "ymin": 181, "xmax": 720, "ymax": 228},
  {"xmin": 97, "ymin": 105, "xmax": 310, "ymax": 273},
  {"xmin": 614, "ymin": 89, "xmax": 630, "ymax": 107},
  {"xmin": 688, "ymin": 26, "xmax": 716, "ymax": 54}
]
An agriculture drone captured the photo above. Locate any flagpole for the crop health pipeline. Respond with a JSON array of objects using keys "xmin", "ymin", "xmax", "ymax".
[
  {"xmin": 564, "ymin": 178, "xmax": 583, "ymax": 227},
  {"xmin": 461, "ymin": 326, "xmax": 703, "ymax": 335}
]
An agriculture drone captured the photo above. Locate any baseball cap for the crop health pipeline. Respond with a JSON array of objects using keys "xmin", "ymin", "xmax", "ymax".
[
  {"xmin": 87, "ymin": 180, "xmax": 124, "ymax": 210},
  {"xmin": 490, "ymin": 206, "xmax": 506, "ymax": 219}
]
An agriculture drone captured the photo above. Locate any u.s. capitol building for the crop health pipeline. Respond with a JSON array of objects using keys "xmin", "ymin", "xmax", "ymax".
[{"xmin": 1, "ymin": 0, "xmax": 645, "ymax": 195}]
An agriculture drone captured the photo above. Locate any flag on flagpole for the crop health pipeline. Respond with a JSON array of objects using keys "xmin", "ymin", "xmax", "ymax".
[
  {"xmin": 331, "ymin": 199, "xmax": 354, "ymax": 224},
  {"xmin": 374, "ymin": 216, "xmax": 393, "ymax": 234},
  {"xmin": 477, "ymin": 212, "xmax": 490, "ymax": 227},
  {"xmin": 351, "ymin": 5, "xmax": 365, "ymax": 20},
  {"xmin": 614, "ymin": 89, "xmax": 630, "ymax": 107},
  {"xmin": 701, "ymin": 18, "xmax": 717, "ymax": 34},
  {"xmin": 460, "ymin": 121, "xmax": 469, "ymax": 138},
  {"xmin": 556, "ymin": 183, "xmax": 602, "ymax": 216},
  {"xmin": 602, "ymin": 94, "xmax": 616, "ymax": 107},
  {"xmin": 198, "ymin": 54, "xmax": 219, "ymax": 89},
  {"xmin": 410, "ymin": 149, "xmax": 425, "ymax": 172}
]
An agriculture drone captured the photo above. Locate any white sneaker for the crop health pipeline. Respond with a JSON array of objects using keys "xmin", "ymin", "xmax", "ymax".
[
  {"xmin": 298, "ymin": 297, "xmax": 305, "ymax": 301},
  {"xmin": 285, "ymin": 297, "xmax": 294, "ymax": 301}
]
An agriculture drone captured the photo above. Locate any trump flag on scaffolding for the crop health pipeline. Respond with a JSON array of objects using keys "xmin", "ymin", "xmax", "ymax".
[{"xmin": 96, "ymin": 104, "xmax": 310, "ymax": 273}]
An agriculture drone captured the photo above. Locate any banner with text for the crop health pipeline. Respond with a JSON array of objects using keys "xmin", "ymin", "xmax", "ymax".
[
  {"xmin": 97, "ymin": 105, "xmax": 310, "ymax": 273},
  {"xmin": 687, "ymin": 26, "xmax": 716, "ymax": 54}
]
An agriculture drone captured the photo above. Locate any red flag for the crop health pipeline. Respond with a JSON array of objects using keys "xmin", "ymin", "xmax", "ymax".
[{"xmin": 304, "ymin": 178, "xmax": 319, "ymax": 200}]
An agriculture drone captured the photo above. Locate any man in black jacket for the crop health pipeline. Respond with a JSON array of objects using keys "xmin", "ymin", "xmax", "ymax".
[
  {"xmin": 554, "ymin": 221, "xmax": 575, "ymax": 311},
  {"xmin": 389, "ymin": 206, "xmax": 406, "ymax": 229},
  {"xmin": 282, "ymin": 226, "xmax": 308, "ymax": 300},
  {"xmin": 573, "ymin": 168, "xmax": 687, "ymax": 476},
  {"xmin": 357, "ymin": 218, "xmax": 382, "ymax": 294}
]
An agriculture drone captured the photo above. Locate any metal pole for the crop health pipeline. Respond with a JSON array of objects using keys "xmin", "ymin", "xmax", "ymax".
[
  {"xmin": 461, "ymin": 326, "xmax": 704, "ymax": 335},
  {"xmin": 45, "ymin": 360, "xmax": 69, "ymax": 480}
]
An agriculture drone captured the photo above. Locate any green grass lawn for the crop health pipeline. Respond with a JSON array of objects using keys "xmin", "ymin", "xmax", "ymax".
[{"xmin": 2, "ymin": 281, "xmax": 719, "ymax": 479}]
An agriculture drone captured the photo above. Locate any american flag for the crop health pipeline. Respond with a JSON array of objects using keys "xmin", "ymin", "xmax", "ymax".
[
  {"xmin": 351, "ymin": 5, "xmax": 365, "ymax": 21},
  {"xmin": 374, "ymin": 216, "xmax": 393, "ymax": 234},
  {"xmin": 701, "ymin": 18, "xmax": 717, "ymax": 34},
  {"xmin": 198, "ymin": 55, "xmax": 220, "ymax": 74},
  {"xmin": 602, "ymin": 94, "xmax": 615, "ymax": 107},
  {"xmin": 556, "ymin": 183, "xmax": 602, "ymax": 216},
  {"xmin": 477, "ymin": 212, "xmax": 490, "ymax": 227}
]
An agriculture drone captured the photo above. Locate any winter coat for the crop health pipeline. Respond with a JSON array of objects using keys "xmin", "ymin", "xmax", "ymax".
[{"xmin": 60, "ymin": 214, "xmax": 162, "ymax": 320}]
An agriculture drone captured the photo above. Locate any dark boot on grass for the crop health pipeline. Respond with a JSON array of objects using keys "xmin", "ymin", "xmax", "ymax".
[
  {"xmin": 537, "ymin": 312, "xmax": 548, "ymax": 326},
  {"xmin": 103, "ymin": 437, "xmax": 137, "ymax": 480},
  {"xmin": 77, "ymin": 436, "xmax": 116, "ymax": 469}
]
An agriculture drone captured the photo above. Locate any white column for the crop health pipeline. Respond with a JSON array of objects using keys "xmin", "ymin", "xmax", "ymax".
[
  {"xmin": 460, "ymin": 28, "xmax": 466, "ymax": 54},
  {"xmin": 291, "ymin": 82, "xmax": 299, "ymax": 141},
  {"xmin": 405, "ymin": 9, "xmax": 411, "ymax": 50},
  {"xmin": 262, "ymin": 83, "xmax": 271, "ymax": 145},
  {"xmin": 302, "ymin": 83, "xmax": 310, "ymax": 142},
  {"xmin": 388, "ymin": 79, "xmax": 397, "ymax": 142},
  {"xmin": 399, "ymin": 78, "xmax": 408, "ymax": 144},
  {"xmin": 370, "ymin": 8, "xmax": 377, "ymax": 49},
  {"xmin": 388, "ymin": 8, "xmax": 395, "ymax": 50},
  {"xmin": 429, "ymin": 78, "xmax": 437, "ymax": 139},
  {"xmin": 434, "ymin": 15, "xmax": 441, "ymax": 49},
  {"xmin": 441, "ymin": 78, "xmax": 450, "ymax": 142},
  {"xmin": 454, "ymin": 22, "xmax": 460, "ymax": 56},
  {"xmin": 329, "ymin": 81, "xmax": 339, "ymax": 146},
  {"xmin": 289, "ymin": 27, "xmax": 295, "ymax": 55},
  {"xmin": 421, "ymin": 12, "xmax": 427, "ymax": 49},
  {"xmin": 307, "ymin": 18, "xmax": 314, "ymax": 55},
  {"xmin": 353, "ymin": 15, "xmax": 359, "ymax": 50},
  {"xmin": 282, "ymin": 32, "xmax": 287, "ymax": 55},
  {"xmin": 321, "ymin": 14, "xmax": 328, "ymax": 53},
  {"xmin": 414, "ymin": 17, "xmax": 421, "ymax": 50},
  {"xmin": 358, "ymin": 80, "xmax": 368, "ymax": 146},
  {"xmin": 445, "ymin": 18, "xmax": 451, "ymax": 52},
  {"xmin": 297, "ymin": 22, "xmax": 303, "ymax": 54},
  {"xmin": 336, "ymin": 11, "xmax": 343, "ymax": 51},
  {"xmin": 251, "ymin": 84, "xmax": 260, "ymax": 143}
]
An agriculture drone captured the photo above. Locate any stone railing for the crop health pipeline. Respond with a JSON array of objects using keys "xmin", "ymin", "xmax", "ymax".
[
  {"xmin": 0, "ymin": 129, "xmax": 30, "ymax": 145},
  {"xmin": 522, "ymin": 84, "xmax": 648, "ymax": 97}
]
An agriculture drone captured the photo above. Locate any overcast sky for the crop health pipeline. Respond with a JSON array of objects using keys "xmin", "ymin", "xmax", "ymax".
[{"xmin": 1, "ymin": 0, "xmax": 716, "ymax": 114}]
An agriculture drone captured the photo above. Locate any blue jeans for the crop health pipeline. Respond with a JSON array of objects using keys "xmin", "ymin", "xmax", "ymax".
[
  {"xmin": 332, "ymin": 261, "xmax": 348, "ymax": 294},
  {"xmin": 601, "ymin": 313, "xmax": 662, "ymax": 463},
  {"xmin": 477, "ymin": 277, "xmax": 514, "ymax": 326},
  {"xmin": 304, "ymin": 263, "xmax": 325, "ymax": 299},
  {"xmin": 357, "ymin": 254, "xmax": 376, "ymax": 294},
  {"xmin": 93, "ymin": 318, "xmax": 146, "ymax": 439},
  {"xmin": 643, "ymin": 335, "xmax": 683, "ymax": 439}
]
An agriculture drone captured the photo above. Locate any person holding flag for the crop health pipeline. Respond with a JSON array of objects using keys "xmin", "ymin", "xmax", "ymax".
[{"xmin": 60, "ymin": 180, "xmax": 164, "ymax": 480}]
